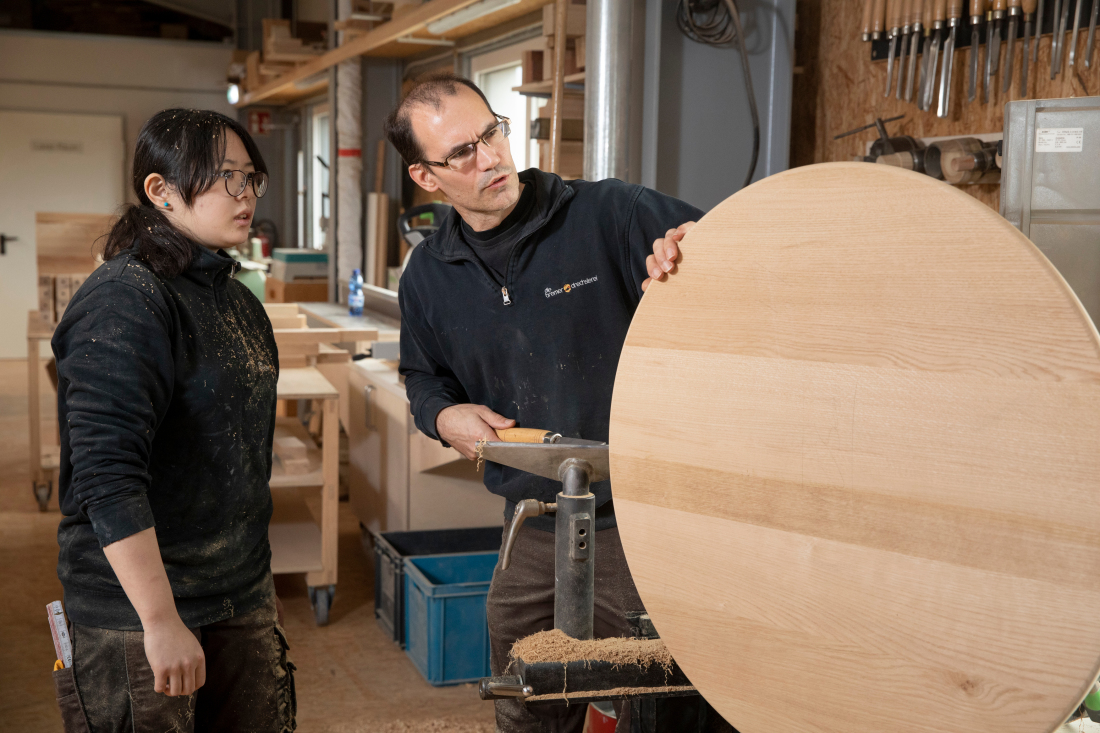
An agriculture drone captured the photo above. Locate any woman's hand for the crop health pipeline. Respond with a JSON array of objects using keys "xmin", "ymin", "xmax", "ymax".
[
  {"xmin": 103, "ymin": 527, "xmax": 206, "ymax": 696},
  {"xmin": 144, "ymin": 618, "xmax": 206, "ymax": 696}
]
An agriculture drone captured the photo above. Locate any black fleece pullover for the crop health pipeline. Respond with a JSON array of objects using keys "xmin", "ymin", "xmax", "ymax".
[
  {"xmin": 52, "ymin": 245, "xmax": 279, "ymax": 631},
  {"xmin": 398, "ymin": 169, "xmax": 704, "ymax": 531}
]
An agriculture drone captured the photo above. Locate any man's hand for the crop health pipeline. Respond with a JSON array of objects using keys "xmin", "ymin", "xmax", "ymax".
[
  {"xmin": 641, "ymin": 221, "xmax": 696, "ymax": 292},
  {"xmin": 436, "ymin": 404, "xmax": 516, "ymax": 460},
  {"xmin": 144, "ymin": 617, "xmax": 206, "ymax": 697}
]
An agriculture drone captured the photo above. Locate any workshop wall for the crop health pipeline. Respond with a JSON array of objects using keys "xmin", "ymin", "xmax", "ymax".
[
  {"xmin": 791, "ymin": 0, "xmax": 1097, "ymax": 210},
  {"xmin": 0, "ymin": 30, "xmax": 236, "ymax": 204}
]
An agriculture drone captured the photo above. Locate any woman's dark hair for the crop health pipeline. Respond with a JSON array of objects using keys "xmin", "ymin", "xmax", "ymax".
[
  {"xmin": 384, "ymin": 72, "xmax": 496, "ymax": 166},
  {"xmin": 101, "ymin": 108, "xmax": 268, "ymax": 279}
]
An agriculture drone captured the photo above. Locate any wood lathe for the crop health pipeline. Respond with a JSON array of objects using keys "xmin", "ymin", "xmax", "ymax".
[{"xmin": 475, "ymin": 432, "xmax": 699, "ymax": 717}]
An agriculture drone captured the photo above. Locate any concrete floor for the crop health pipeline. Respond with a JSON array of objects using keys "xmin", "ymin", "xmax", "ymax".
[{"xmin": 0, "ymin": 357, "xmax": 496, "ymax": 732}]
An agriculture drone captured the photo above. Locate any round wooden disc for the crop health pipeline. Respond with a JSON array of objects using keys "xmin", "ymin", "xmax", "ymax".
[{"xmin": 609, "ymin": 163, "xmax": 1100, "ymax": 733}]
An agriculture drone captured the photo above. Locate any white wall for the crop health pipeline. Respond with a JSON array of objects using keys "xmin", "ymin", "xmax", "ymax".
[
  {"xmin": 0, "ymin": 29, "xmax": 236, "ymax": 205},
  {"xmin": 0, "ymin": 29, "xmax": 237, "ymax": 358}
]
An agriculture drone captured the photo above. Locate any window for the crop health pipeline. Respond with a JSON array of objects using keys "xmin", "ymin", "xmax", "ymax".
[
  {"xmin": 309, "ymin": 104, "xmax": 330, "ymax": 250},
  {"xmin": 476, "ymin": 64, "xmax": 527, "ymax": 169},
  {"xmin": 469, "ymin": 34, "xmax": 548, "ymax": 171}
]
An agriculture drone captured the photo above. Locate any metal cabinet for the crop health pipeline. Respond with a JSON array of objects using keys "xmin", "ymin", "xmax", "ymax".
[{"xmin": 347, "ymin": 359, "xmax": 504, "ymax": 533}]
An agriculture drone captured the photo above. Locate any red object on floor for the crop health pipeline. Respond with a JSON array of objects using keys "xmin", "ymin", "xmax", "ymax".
[{"xmin": 583, "ymin": 703, "xmax": 618, "ymax": 733}]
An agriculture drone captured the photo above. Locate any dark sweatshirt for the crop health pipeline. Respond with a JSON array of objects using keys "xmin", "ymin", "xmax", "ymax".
[
  {"xmin": 52, "ymin": 244, "xmax": 279, "ymax": 631},
  {"xmin": 398, "ymin": 169, "xmax": 704, "ymax": 531}
]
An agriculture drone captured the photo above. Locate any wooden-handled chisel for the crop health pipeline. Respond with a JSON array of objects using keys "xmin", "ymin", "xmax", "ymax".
[
  {"xmin": 919, "ymin": 0, "xmax": 941, "ymax": 108},
  {"xmin": 938, "ymin": 0, "xmax": 964, "ymax": 116},
  {"xmin": 493, "ymin": 428, "xmax": 603, "ymax": 447},
  {"xmin": 863, "ymin": 0, "xmax": 876, "ymax": 39},
  {"xmin": 495, "ymin": 428, "xmax": 562, "ymax": 443},
  {"xmin": 1069, "ymin": 0, "xmax": 1085, "ymax": 65},
  {"xmin": 907, "ymin": 0, "xmax": 926, "ymax": 100},
  {"xmin": 1020, "ymin": 0, "xmax": 1038, "ymax": 94},
  {"xmin": 1032, "ymin": 0, "xmax": 1045, "ymax": 61},
  {"xmin": 923, "ymin": 0, "xmax": 949, "ymax": 109},
  {"xmin": 985, "ymin": 0, "xmax": 1005, "ymax": 103},
  {"xmin": 968, "ymin": 0, "xmax": 986, "ymax": 102},
  {"xmin": 1003, "ymin": 0, "xmax": 1022, "ymax": 92},
  {"xmin": 1088, "ymin": 0, "xmax": 1099, "ymax": 67},
  {"xmin": 1051, "ymin": 0, "xmax": 1071, "ymax": 77},
  {"xmin": 898, "ymin": 0, "xmax": 915, "ymax": 98},
  {"xmin": 873, "ymin": 0, "xmax": 889, "ymax": 38},
  {"xmin": 886, "ymin": 0, "xmax": 903, "ymax": 95}
]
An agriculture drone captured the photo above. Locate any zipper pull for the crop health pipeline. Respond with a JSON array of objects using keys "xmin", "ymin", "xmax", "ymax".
[{"xmin": 501, "ymin": 287, "xmax": 512, "ymax": 306}]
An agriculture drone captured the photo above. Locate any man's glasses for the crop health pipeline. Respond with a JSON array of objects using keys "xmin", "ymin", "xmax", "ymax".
[
  {"xmin": 218, "ymin": 169, "xmax": 268, "ymax": 198},
  {"xmin": 421, "ymin": 117, "xmax": 511, "ymax": 172}
]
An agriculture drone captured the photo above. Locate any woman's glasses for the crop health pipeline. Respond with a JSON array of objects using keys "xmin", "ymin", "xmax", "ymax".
[{"xmin": 219, "ymin": 170, "xmax": 268, "ymax": 198}]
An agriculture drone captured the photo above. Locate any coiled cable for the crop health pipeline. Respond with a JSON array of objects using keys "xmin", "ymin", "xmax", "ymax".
[{"xmin": 676, "ymin": 0, "xmax": 760, "ymax": 190}]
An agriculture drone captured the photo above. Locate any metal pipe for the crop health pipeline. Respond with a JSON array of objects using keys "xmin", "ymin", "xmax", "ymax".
[
  {"xmin": 584, "ymin": 0, "xmax": 634, "ymax": 180},
  {"xmin": 554, "ymin": 464, "xmax": 595, "ymax": 639}
]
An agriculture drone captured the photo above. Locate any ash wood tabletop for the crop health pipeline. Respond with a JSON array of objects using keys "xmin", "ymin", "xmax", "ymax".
[{"xmin": 609, "ymin": 163, "xmax": 1100, "ymax": 733}]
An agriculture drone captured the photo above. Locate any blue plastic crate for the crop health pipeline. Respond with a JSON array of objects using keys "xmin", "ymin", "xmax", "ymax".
[
  {"xmin": 404, "ymin": 552, "xmax": 497, "ymax": 686},
  {"xmin": 369, "ymin": 527, "xmax": 502, "ymax": 648}
]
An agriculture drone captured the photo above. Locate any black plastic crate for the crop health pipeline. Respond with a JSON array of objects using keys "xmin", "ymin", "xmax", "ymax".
[{"xmin": 369, "ymin": 526, "xmax": 503, "ymax": 648}]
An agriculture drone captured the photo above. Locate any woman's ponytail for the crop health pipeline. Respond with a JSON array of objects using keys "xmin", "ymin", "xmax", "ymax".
[{"xmin": 100, "ymin": 203, "xmax": 197, "ymax": 280}]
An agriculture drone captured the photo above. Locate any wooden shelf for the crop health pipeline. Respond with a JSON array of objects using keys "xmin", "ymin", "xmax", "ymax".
[
  {"xmin": 236, "ymin": 0, "xmax": 554, "ymax": 107},
  {"xmin": 512, "ymin": 71, "xmax": 585, "ymax": 97},
  {"xmin": 270, "ymin": 418, "xmax": 324, "ymax": 489},
  {"xmin": 277, "ymin": 366, "xmax": 339, "ymax": 400},
  {"xmin": 269, "ymin": 486, "xmax": 324, "ymax": 574}
]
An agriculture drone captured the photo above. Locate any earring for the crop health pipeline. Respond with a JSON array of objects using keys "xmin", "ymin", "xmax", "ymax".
[{"xmin": 163, "ymin": 202, "xmax": 169, "ymax": 207}]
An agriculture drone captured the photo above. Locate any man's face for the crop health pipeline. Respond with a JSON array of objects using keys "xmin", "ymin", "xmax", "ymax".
[{"xmin": 407, "ymin": 87, "xmax": 520, "ymax": 222}]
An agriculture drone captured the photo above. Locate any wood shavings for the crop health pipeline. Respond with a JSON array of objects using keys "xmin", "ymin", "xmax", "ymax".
[
  {"xmin": 510, "ymin": 629, "xmax": 674, "ymax": 672},
  {"xmin": 326, "ymin": 718, "xmax": 494, "ymax": 733},
  {"xmin": 475, "ymin": 439, "xmax": 487, "ymax": 471}
]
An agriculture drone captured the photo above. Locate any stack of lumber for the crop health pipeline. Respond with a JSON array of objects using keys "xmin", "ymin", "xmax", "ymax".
[
  {"xmin": 240, "ymin": 19, "xmax": 324, "ymax": 92},
  {"xmin": 34, "ymin": 212, "xmax": 110, "ymax": 323}
]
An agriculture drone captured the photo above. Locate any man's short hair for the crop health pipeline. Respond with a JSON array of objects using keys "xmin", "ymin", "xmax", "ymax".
[{"xmin": 384, "ymin": 72, "xmax": 497, "ymax": 166}]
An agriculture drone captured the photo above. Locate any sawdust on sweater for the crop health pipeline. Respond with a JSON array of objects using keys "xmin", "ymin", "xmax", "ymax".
[{"xmin": 510, "ymin": 629, "xmax": 674, "ymax": 672}]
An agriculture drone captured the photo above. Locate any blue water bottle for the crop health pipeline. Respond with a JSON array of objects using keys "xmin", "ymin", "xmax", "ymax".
[{"xmin": 349, "ymin": 268, "xmax": 364, "ymax": 316}]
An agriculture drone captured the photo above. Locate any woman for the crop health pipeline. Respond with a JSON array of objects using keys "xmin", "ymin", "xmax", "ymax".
[{"xmin": 52, "ymin": 109, "xmax": 294, "ymax": 732}]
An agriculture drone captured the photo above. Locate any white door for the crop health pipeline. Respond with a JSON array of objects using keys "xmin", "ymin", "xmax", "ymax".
[{"xmin": 0, "ymin": 110, "xmax": 125, "ymax": 358}]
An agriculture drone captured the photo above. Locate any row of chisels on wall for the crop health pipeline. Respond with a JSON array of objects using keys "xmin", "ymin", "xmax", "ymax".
[{"xmin": 862, "ymin": 0, "xmax": 1098, "ymax": 116}]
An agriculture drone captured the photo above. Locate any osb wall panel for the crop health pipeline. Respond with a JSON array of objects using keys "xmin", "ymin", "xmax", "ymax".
[{"xmin": 791, "ymin": 0, "xmax": 1099, "ymax": 210}]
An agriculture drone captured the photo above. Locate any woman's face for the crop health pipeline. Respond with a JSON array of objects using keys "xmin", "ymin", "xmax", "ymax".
[{"xmin": 150, "ymin": 130, "xmax": 259, "ymax": 250}]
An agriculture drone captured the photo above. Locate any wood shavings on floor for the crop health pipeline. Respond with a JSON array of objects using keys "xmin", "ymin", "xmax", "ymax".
[
  {"xmin": 510, "ymin": 628, "xmax": 674, "ymax": 672},
  {"xmin": 326, "ymin": 718, "xmax": 495, "ymax": 733}
]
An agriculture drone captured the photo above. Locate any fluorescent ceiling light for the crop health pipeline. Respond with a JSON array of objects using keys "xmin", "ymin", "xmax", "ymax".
[{"xmin": 426, "ymin": 0, "xmax": 523, "ymax": 34}]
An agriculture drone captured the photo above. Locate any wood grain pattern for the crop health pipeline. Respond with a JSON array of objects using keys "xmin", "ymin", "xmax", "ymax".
[
  {"xmin": 790, "ymin": 0, "xmax": 1100, "ymax": 210},
  {"xmin": 608, "ymin": 163, "xmax": 1100, "ymax": 733}
]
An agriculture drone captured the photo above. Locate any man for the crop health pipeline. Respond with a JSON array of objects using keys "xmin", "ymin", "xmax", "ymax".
[{"xmin": 385, "ymin": 73, "xmax": 702, "ymax": 732}]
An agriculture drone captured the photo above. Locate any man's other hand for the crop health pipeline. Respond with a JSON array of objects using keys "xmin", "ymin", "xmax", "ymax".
[
  {"xmin": 436, "ymin": 404, "xmax": 516, "ymax": 460},
  {"xmin": 642, "ymin": 221, "xmax": 696, "ymax": 292}
]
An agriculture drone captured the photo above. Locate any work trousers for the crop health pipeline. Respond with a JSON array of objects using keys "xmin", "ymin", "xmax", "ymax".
[
  {"xmin": 486, "ymin": 524, "xmax": 645, "ymax": 733},
  {"xmin": 59, "ymin": 596, "xmax": 296, "ymax": 733}
]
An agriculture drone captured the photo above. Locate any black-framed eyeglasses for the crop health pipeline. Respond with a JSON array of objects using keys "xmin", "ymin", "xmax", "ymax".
[
  {"xmin": 218, "ymin": 169, "xmax": 268, "ymax": 198},
  {"xmin": 421, "ymin": 116, "xmax": 511, "ymax": 172}
]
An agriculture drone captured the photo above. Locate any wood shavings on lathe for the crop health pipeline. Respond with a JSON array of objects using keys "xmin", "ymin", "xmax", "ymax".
[{"xmin": 510, "ymin": 629, "xmax": 674, "ymax": 672}]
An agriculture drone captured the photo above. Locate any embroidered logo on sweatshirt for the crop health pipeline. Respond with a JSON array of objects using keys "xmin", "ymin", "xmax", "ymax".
[{"xmin": 545, "ymin": 276, "xmax": 598, "ymax": 299}]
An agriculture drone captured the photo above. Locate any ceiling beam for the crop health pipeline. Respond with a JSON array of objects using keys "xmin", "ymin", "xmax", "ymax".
[{"xmin": 237, "ymin": 0, "xmax": 486, "ymax": 107}]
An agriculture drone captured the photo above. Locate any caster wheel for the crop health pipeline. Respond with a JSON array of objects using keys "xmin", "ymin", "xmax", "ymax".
[
  {"xmin": 308, "ymin": 584, "xmax": 335, "ymax": 626},
  {"xmin": 33, "ymin": 481, "xmax": 52, "ymax": 512}
]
